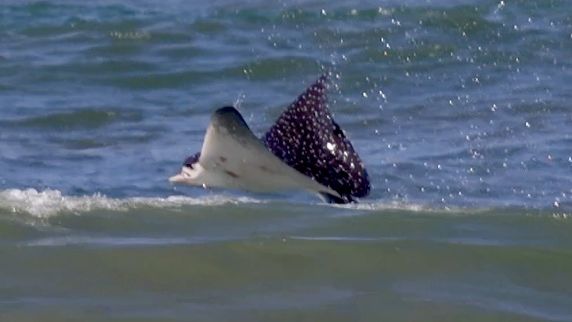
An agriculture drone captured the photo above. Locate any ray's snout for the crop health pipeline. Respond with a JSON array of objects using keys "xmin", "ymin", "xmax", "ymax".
[
  {"xmin": 168, "ymin": 167, "xmax": 189, "ymax": 183},
  {"xmin": 169, "ymin": 153, "xmax": 200, "ymax": 184}
]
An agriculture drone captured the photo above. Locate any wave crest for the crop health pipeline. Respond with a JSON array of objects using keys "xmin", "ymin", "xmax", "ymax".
[{"xmin": 0, "ymin": 188, "xmax": 262, "ymax": 218}]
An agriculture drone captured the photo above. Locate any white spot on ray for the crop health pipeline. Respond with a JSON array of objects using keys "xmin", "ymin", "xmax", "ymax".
[{"xmin": 326, "ymin": 142, "xmax": 336, "ymax": 152}]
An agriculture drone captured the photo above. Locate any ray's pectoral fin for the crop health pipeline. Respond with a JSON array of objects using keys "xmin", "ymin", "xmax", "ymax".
[
  {"xmin": 199, "ymin": 106, "xmax": 260, "ymax": 166},
  {"xmin": 168, "ymin": 106, "xmax": 253, "ymax": 186},
  {"xmin": 263, "ymin": 75, "xmax": 371, "ymax": 203}
]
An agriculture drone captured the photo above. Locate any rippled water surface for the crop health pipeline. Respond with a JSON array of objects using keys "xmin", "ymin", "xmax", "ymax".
[{"xmin": 1, "ymin": 0, "xmax": 571, "ymax": 321}]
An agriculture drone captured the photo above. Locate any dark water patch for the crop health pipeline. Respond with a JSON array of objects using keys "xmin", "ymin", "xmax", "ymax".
[
  {"xmin": 211, "ymin": 5, "xmax": 395, "ymax": 28},
  {"xmin": 211, "ymin": 8, "xmax": 274, "ymax": 25},
  {"xmin": 17, "ymin": 24, "xmax": 84, "ymax": 39},
  {"xmin": 316, "ymin": 7, "xmax": 395, "ymax": 21},
  {"xmin": 242, "ymin": 56, "xmax": 323, "ymax": 80},
  {"xmin": 108, "ymin": 55, "xmax": 322, "ymax": 89},
  {"xmin": 0, "ymin": 83, "xmax": 12, "ymax": 92},
  {"xmin": 43, "ymin": 59, "xmax": 158, "ymax": 76},
  {"xmin": 190, "ymin": 19, "xmax": 228, "ymax": 35},
  {"xmin": 42, "ymin": 131, "xmax": 160, "ymax": 153},
  {"xmin": 15, "ymin": 110, "xmax": 116, "ymax": 129},
  {"xmin": 0, "ymin": 2, "xmax": 74, "ymax": 25},
  {"xmin": 84, "ymin": 40, "xmax": 149, "ymax": 58},
  {"xmin": 56, "ymin": 138, "xmax": 110, "ymax": 150},
  {"xmin": 417, "ymin": 5, "xmax": 501, "ymax": 36},
  {"xmin": 141, "ymin": 28, "xmax": 194, "ymax": 44},
  {"xmin": 507, "ymin": 101, "xmax": 571, "ymax": 115},
  {"xmin": 153, "ymin": 44, "xmax": 211, "ymax": 60},
  {"xmin": 27, "ymin": 20, "xmax": 151, "ymax": 43},
  {"xmin": 109, "ymin": 70, "xmax": 214, "ymax": 90},
  {"xmin": 7, "ymin": 108, "xmax": 143, "ymax": 131},
  {"xmin": 369, "ymin": 43, "xmax": 457, "ymax": 66},
  {"xmin": 1, "ymin": 2, "xmax": 147, "ymax": 34}
]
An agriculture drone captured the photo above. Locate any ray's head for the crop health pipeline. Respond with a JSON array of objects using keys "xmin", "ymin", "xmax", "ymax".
[
  {"xmin": 183, "ymin": 152, "xmax": 200, "ymax": 169},
  {"xmin": 168, "ymin": 152, "xmax": 203, "ymax": 185}
]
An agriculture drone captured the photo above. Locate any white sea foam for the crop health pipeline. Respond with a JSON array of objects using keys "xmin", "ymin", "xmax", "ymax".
[
  {"xmin": 0, "ymin": 188, "xmax": 263, "ymax": 218},
  {"xmin": 0, "ymin": 188, "xmax": 509, "ymax": 220}
]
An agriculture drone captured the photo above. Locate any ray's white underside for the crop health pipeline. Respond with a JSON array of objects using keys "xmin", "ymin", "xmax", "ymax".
[{"xmin": 169, "ymin": 111, "xmax": 340, "ymax": 199}]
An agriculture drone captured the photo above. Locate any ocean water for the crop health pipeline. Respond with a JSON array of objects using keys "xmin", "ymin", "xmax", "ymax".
[{"xmin": 1, "ymin": 0, "xmax": 571, "ymax": 321}]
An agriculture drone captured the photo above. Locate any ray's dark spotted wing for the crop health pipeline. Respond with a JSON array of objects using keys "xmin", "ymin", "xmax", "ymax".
[{"xmin": 263, "ymin": 75, "xmax": 371, "ymax": 203}]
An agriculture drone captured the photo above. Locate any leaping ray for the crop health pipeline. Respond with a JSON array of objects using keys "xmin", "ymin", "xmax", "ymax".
[{"xmin": 169, "ymin": 76, "xmax": 371, "ymax": 203}]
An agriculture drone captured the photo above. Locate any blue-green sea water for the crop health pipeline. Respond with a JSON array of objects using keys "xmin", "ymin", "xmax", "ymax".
[{"xmin": 1, "ymin": 1, "xmax": 571, "ymax": 321}]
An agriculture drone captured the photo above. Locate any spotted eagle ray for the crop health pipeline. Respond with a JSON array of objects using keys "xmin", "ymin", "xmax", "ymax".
[{"xmin": 169, "ymin": 75, "xmax": 370, "ymax": 203}]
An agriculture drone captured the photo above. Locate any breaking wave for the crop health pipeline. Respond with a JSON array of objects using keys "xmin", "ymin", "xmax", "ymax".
[
  {"xmin": 0, "ymin": 188, "xmax": 264, "ymax": 218},
  {"xmin": 0, "ymin": 188, "xmax": 567, "ymax": 221}
]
